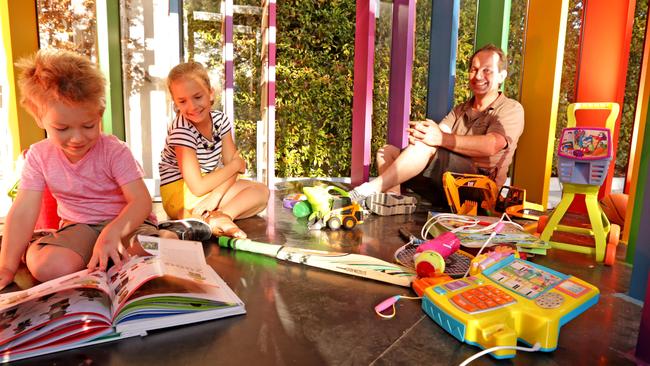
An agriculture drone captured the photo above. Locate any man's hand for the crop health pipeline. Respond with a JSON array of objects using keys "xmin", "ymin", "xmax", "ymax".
[
  {"xmin": 0, "ymin": 267, "xmax": 15, "ymax": 291},
  {"xmin": 408, "ymin": 119, "xmax": 444, "ymax": 147},
  {"xmin": 87, "ymin": 228, "xmax": 127, "ymax": 272}
]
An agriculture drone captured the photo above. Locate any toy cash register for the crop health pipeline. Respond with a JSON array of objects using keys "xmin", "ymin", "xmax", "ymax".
[{"xmin": 421, "ymin": 255, "xmax": 599, "ymax": 359}]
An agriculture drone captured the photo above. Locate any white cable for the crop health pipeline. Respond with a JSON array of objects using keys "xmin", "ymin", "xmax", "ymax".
[
  {"xmin": 420, "ymin": 213, "xmax": 480, "ymax": 240},
  {"xmin": 458, "ymin": 343, "xmax": 541, "ymax": 366},
  {"xmin": 421, "ymin": 212, "xmax": 525, "ymax": 239}
]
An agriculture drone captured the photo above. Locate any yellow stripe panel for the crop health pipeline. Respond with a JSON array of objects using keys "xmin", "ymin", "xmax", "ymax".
[
  {"xmin": 512, "ymin": 0, "xmax": 569, "ymax": 208},
  {"xmin": 1, "ymin": 2, "xmax": 43, "ymax": 160}
]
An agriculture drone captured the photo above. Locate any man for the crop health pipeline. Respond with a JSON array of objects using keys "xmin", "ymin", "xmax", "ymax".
[{"xmin": 350, "ymin": 44, "xmax": 524, "ymax": 215}]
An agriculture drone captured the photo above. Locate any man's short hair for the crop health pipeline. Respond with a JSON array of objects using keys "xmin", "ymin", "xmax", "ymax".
[{"xmin": 471, "ymin": 44, "xmax": 507, "ymax": 72}]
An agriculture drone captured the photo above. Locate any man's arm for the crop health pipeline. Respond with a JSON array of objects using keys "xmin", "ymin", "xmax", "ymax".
[{"xmin": 408, "ymin": 119, "xmax": 507, "ymax": 157}]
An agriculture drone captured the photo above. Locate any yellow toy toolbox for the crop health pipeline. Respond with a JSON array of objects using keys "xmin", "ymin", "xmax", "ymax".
[{"xmin": 421, "ymin": 255, "xmax": 599, "ymax": 359}]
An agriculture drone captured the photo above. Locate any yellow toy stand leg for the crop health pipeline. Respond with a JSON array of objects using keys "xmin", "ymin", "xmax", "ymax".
[{"xmin": 539, "ymin": 183, "xmax": 618, "ymax": 265}]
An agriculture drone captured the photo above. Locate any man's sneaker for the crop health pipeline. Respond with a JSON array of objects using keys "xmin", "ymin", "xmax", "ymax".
[
  {"xmin": 365, "ymin": 193, "xmax": 417, "ymax": 216},
  {"xmin": 159, "ymin": 218, "xmax": 213, "ymax": 241},
  {"xmin": 347, "ymin": 189, "xmax": 368, "ymax": 210}
]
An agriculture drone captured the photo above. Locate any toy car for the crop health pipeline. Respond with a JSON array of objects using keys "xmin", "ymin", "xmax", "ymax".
[{"xmin": 323, "ymin": 196, "xmax": 364, "ymax": 230}]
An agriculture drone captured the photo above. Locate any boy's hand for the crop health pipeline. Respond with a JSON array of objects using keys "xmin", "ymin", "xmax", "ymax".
[
  {"xmin": 88, "ymin": 229, "xmax": 127, "ymax": 272},
  {"xmin": 0, "ymin": 267, "xmax": 16, "ymax": 291}
]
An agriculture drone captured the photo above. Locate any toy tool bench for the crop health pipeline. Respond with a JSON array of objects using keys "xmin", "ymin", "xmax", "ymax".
[{"xmin": 420, "ymin": 255, "xmax": 599, "ymax": 359}]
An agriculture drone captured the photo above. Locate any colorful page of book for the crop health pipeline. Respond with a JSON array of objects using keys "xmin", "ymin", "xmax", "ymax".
[
  {"xmin": 111, "ymin": 236, "xmax": 245, "ymax": 333},
  {"xmin": 0, "ymin": 236, "xmax": 245, "ymax": 362}
]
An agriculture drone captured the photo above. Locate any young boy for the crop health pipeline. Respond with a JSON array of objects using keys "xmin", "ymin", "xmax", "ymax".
[{"xmin": 0, "ymin": 49, "xmax": 209, "ymax": 291}]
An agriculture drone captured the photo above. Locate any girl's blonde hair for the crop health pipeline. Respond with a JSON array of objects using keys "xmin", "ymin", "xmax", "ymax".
[
  {"xmin": 16, "ymin": 49, "xmax": 106, "ymax": 119},
  {"xmin": 166, "ymin": 61, "xmax": 213, "ymax": 96}
]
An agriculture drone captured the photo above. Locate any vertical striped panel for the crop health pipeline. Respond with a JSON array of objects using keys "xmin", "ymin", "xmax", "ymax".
[
  {"xmin": 96, "ymin": 0, "xmax": 126, "ymax": 140},
  {"xmin": 628, "ymin": 116, "xmax": 650, "ymax": 298},
  {"xmin": 260, "ymin": 0, "xmax": 276, "ymax": 187},
  {"xmin": 573, "ymin": 0, "xmax": 636, "ymax": 197},
  {"xmin": 624, "ymin": 6, "xmax": 650, "ymax": 251},
  {"xmin": 1, "ymin": 2, "xmax": 43, "ymax": 160},
  {"xmin": 474, "ymin": 0, "xmax": 511, "ymax": 52},
  {"xmin": 426, "ymin": 0, "xmax": 459, "ymax": 122},
  {"xmin": 512, "ymin": 0, "xmax": 568, "ymax": 207},
  {"xmin": 625, "ymin": 1, "xmax": 650, "ymax": 297},
  {"xmin": 223, "ymin": 0, "xmax": 235, "ymax": 129},
  {"xmin": 351, "ymin": 0, "xmax": 376, "ymax": 186},
  {"xmin": 387, "ymin": 0, "xmax": 416, "ymax": 149}
]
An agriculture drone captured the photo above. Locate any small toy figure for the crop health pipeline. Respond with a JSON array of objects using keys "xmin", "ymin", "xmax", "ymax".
[{"xmin": 301, "ymin": 186, "xmax": 364, "ymax": 230}]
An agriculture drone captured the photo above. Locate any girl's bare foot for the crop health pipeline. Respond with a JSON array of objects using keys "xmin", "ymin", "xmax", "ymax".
[{"xmin": 205, "ymin": 211, "xmax": 247, "ymax": 239}]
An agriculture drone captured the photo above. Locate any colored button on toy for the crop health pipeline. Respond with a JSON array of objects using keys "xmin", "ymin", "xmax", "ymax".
[{"xmin": 451, "ymin": 294, "xmax": 478, "ymax": 313}]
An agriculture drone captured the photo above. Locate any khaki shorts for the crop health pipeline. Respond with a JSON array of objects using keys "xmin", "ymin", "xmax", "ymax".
[
  {"xmin": 30, "ymin": 220, "xmax": 159, "ymax": 264},
  {"xmin": 160, "ymin": 179, "xmax": 209, "ymax": 219}
]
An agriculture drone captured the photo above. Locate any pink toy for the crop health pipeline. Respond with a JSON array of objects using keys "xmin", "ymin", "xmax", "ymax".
[
  {"xmin": 416, "ymin": 232, "xmax": 461, "ymax": 255},
  {"xmin": 414, "ymin": 232, "xmax": 461, "ymax": 277}
]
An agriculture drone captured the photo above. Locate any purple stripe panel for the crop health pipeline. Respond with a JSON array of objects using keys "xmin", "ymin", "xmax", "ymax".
[
  {"xmin": 387, "ymin": 0, "xmax": 416, "ymax": 149},
  {"xmin": 351, "ymin": 0, "xmax": 377, "ymax": 186}
]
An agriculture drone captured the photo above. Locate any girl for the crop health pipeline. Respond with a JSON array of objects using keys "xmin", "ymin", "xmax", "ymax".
[{"xmin": 159, "ymin": 62, "xmax": 269, "ymax": 238}]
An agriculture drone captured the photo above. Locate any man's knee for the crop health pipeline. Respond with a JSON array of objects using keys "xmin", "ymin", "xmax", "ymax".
[{"xmin": 377, "ymin": 144, "xmax": 401, "ymax": 166}]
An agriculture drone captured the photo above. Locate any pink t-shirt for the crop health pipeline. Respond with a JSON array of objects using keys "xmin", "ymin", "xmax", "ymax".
[{"xmin": 20, "ymin": 134, "xmax": 147, "ymax": 224}]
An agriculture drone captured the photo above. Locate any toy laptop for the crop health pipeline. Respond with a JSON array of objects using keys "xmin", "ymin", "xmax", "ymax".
[
  {"xmin": 557, "ymin": 127, "xmax": 612, "ymax": 185},
  {"xmin": 421, "ymin": 255, "xmax": 599, "ymax": 359}
]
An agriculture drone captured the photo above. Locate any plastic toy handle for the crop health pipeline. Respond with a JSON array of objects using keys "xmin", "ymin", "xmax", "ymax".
[
  {"xmin": 374, "ymin": 295, "xmax": 400, "ymax": 313},
  {"xmin": 566, "ymin": 102, "xmax": 620, "ymax": 130},
  {"xmin": 488, "ymin": 325, "xmax": 518, "ymax": 358}
]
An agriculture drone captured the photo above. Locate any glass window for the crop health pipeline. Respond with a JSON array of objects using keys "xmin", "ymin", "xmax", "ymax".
[{"xmin": 37, "ymin": 0, "xmax": 98, "ymax": 60}]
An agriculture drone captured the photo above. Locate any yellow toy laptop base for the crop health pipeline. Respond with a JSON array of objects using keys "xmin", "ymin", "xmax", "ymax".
[{"xmin": 421, "ymin": 255, "xmax": 599, "ymax": 359}]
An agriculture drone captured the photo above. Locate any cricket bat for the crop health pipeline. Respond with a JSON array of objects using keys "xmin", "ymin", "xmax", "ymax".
[{"xmin": 217, "ymin": 237, "xmax": 415, "ymax": 287}]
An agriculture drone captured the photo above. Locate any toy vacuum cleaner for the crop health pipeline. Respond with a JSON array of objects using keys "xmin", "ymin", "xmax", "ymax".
[{"xmin": 538, "ymin": 103, "xmax": 621, "ymax": 265}]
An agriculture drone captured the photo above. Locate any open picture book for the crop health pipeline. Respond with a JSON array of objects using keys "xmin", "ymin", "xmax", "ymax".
[{"xmin": 0, "ymin": 236, "xmax": 245, "ymax": 363}]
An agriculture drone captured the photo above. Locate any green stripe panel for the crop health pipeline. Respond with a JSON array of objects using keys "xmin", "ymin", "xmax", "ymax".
[
  {"xmin": 474, "ymin": 0, "xmax": 512, "ymax": 51},
  {"xmin": 96, "ymin": 0, "xmax": 125, "ymax": 140}
]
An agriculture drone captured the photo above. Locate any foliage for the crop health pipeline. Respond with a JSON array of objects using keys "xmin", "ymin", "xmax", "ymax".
[
  {"xmin": 274, "ymin": 0, "xmax": 356, "ymax": 177},
  {"xmin": 36, "ymin": 0, "xmax": 98, "ymax": 60}
]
